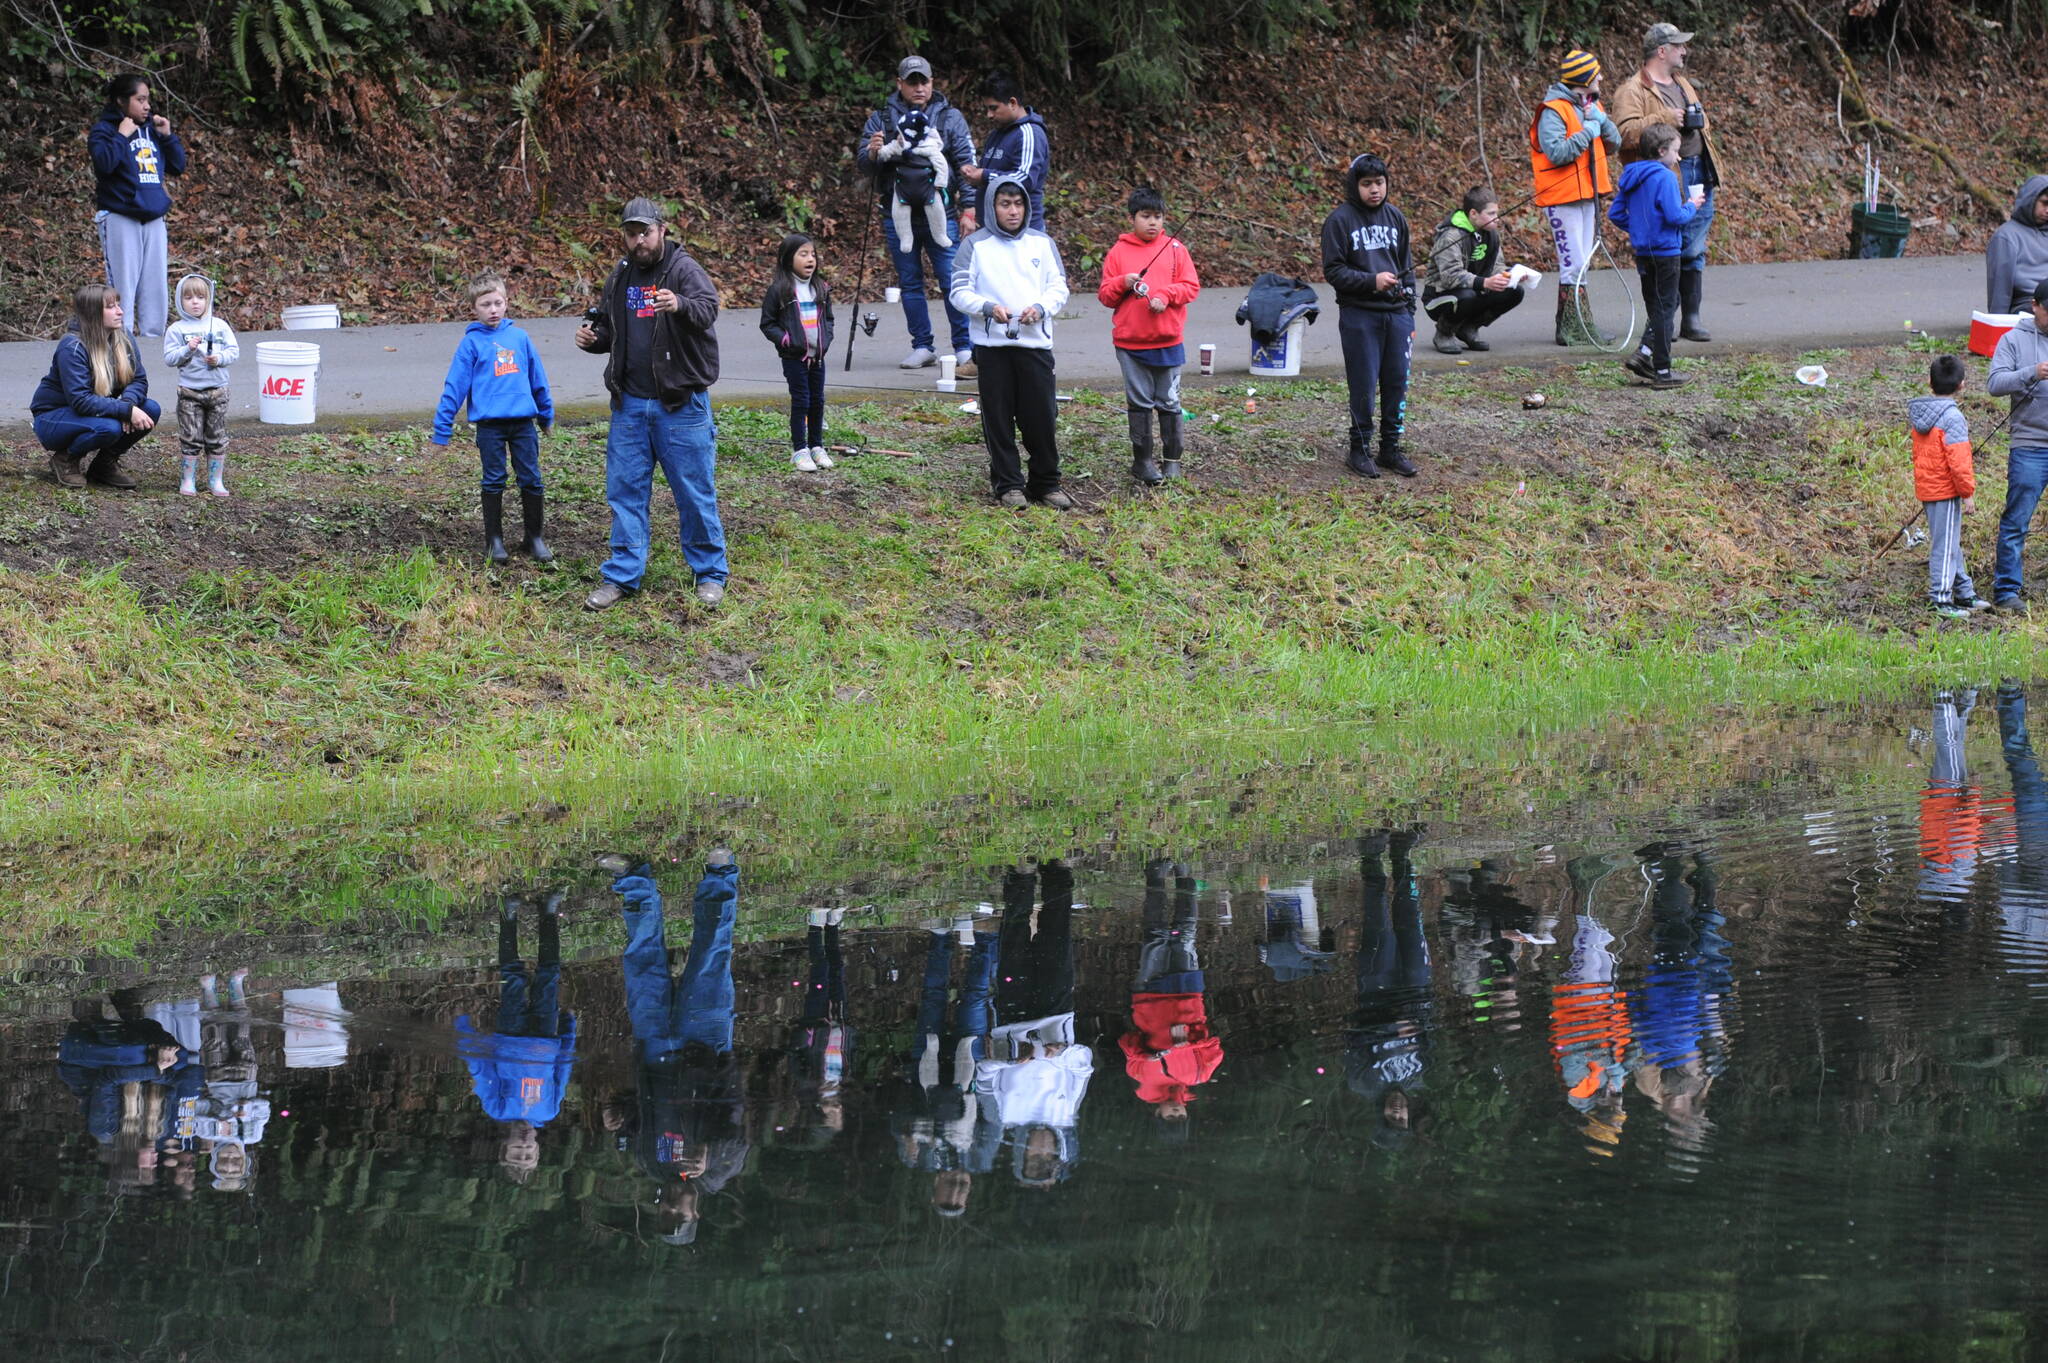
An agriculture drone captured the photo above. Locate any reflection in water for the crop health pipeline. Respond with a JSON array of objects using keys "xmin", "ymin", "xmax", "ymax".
[{"xmin": 20, "ymin": 694, "xmax": 2048, "ymax": 1358}]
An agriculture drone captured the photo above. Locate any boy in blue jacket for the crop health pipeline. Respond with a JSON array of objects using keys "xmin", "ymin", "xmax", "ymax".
[
  {"xmin": 455, "ymin": 891, "xmax": 577, "ymax": 1184},
  {"xmin": 959, "ymin": 73, "xmax": 1050, "ymax": 235},
  {"xmin": 432, "ymin": 271, "xmax": 556, "ymax": 564},
  {"xmin": 1607, "ymin": 123, "xmax": 1697, "ymax": 390}
]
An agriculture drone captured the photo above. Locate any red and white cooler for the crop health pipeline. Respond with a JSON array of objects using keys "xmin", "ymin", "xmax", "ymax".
[{"xmin": 1971, "ymin": 311, "xmax": 2024, "ymax": 358}]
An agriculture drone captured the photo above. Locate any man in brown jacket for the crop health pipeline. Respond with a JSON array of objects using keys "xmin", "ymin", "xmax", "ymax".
[{"xmin": 1611, "ymin": 22, "xmax": 1723, "ymax": 342}]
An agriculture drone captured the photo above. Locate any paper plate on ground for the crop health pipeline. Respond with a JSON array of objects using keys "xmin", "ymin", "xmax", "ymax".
[{"xmin": 1795, "ymin": 365, "xmax": 1829, "ymax": 387}]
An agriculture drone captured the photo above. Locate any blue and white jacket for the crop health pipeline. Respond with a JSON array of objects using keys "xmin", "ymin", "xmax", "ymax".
[
  {"xmin": 965, "ymin": 110, "xmax": 1050, "ymax": 230},
  {"xmin": 432, "ymin": 318, "xmax": 554, "ymax": 443}
]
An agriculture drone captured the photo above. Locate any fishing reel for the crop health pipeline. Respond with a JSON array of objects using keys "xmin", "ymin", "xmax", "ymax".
[
  {"xmin": 1004, "ymin": 320, "xmax": 1021, "ymax": 340},
  {"xmin": 1131, "ymin": 279, "xmax": 1151, "ymax": 299},
  {"xmin": 582, "ymin": 305, "xmax": 603, "ymax": 327},
  {"xmin": 860, "ymin": 311, "xmax": 880, "ymax": 337}
]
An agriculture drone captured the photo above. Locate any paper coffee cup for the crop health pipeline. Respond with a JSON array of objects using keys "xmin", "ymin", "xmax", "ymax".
[
  {"xmin": 936, "ymin": 377, "xmax": 956, "ymax": 392},
  {"xmin": 1199, "ymin": 343, "xmax": 1216, "ymax": 375},
  {"xmin": 884, "ymin": 287, "xmax": 902, "ymax": 303},
  {"xmin": 939, "ymin": 354, "xmax": 956, "ymax": 381}
]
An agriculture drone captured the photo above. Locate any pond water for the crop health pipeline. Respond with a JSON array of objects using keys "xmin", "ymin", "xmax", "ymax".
[{"xmin": 7, "ymin": 688, "xmax": 2048, "ymax": 1361}]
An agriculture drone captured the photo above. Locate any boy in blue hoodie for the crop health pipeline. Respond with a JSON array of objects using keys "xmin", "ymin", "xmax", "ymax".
[
  {"xmin": 1607, "ymin": 123, "xmax": 1697, "ymax": 390},
  {"xmin": 432, "ymin": 271, "xmax": 556, "ymax": 564},
  {"xmin": 455, "ymin": 892, "xmax": 577, "ymax": 1184}
]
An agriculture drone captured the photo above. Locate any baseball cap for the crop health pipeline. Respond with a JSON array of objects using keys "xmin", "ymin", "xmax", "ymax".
[
  {"xmin": 897, "ymin": 55, "xmax": 932, "ymax": 81},
  {"xmin": 2031, "ymin": 276, "xmax": 2048, "ymax": 305},
  {"xmin": 620, "ymin": 196, "xmax": 665, "ymax": 228},
  {"xmin": 1644, "ymin": 22, "xmax": 1696, "ymax": 52}
]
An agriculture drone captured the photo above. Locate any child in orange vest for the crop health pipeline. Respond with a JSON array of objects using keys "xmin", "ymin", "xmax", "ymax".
[{"xmin": 1910, "ymin": 354, "xmax": 1988, "ymax": 617}]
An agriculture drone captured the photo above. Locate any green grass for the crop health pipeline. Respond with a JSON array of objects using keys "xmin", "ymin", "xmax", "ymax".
[{"xmin": 1, "ymin": 344, "xmax": 2041, "ymax": 941}]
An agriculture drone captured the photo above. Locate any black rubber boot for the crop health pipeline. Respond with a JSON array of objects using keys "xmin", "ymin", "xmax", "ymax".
[
  {"xmin": 482, "ymin": 490, "xmax": 509, "ymax": 566},
  {"xmin": 1128, "ymin": 409, "xmax": 1162, "ymax": 485},
  {"xmin": 1345, "ymin": 425, "xmax": 1380, "ymax": 479},
  {"xmin": 520, "ymin": 490, "xmax": 553, "ymax": 562},
  {"xmin": 1678, "ymin": 271, "xmax": 1711, "ymax": 341},
  {"xmin": 1159, "ymin": 409, "xmax": 1185, "ymax": 479},
  {"xmin": 1431, "ymin": 315, "xmax": 1464, "ymax": 354},
  {"xmin": 1376, "ymin": 436, "xmax": 1418, "ymax": 478}
]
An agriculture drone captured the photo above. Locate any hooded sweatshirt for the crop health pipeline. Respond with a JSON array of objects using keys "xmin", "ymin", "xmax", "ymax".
[
  {"xmin": 1320, "ymin": 162, "xmax": 1414, "ymax": 312},
  {"xmin": 1988, "ymin": 316, "xmax": 2048, "ymax": 448},
  {"xmin": 432, "ymin": 315, "xmax": 555, "ymax": 442},
  {"xmin": 965, "ymin": 109, "xmax": 1050, "ymax": 229},
  {"xmin": 163, "ymin": 274, "xmax": 240, "ymax": 392},
  {"xmin": 948, "ymin": 176, "xmax": 1069, "ymax": 350},
  {"xmin": 1422, "ymin": 210, "xmax": 1502, "ymax": 300},
  {"xmin": 1607, "ymin": 159, "xmax": 1697, "ymax": 257},
  {"xmin": 30, "ymin": 318, "xmax": 149, "ymax": 420},
  {"xmin": 455, "ymin": 1013, "xmax": 579, "ymax": 1125},
  {"xmin": 1119, "ymin": 993, "xmax": 1223, "ymax": 1106},
  {"xmin": 1097, "ymin": 229, "xmax": 1201, "ymax": 350},
  {"xmin": 1987, "ymin": 175, "xmax": 2048, "ymax": 314},
  {"xmin": 88, "ymin": 109, "xmax": 186, "ymax": 221},
  {"xmin": 1909, "ymin": 394, "xmax": 1974, "ymax": 502}
]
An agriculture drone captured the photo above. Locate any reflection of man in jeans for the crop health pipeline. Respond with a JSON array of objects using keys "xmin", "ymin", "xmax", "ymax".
[
  {"xmin": 610, "ymin": 850, "xmax": 746, "ymax": 1246},
  {"xmin": 1997, "ymin": 688, "xmax": 2048, "ymax": 963},
  {"xmin": 1349, "ymin": 830, "xmax": 1430, "ymax": 1147},
  {"xmin": 575, "ymin": 196, "xmax": 728, "ymax": 612},
  {"xmin": 857, "ymin": 55, "xmax": 977, "ymax": 373},
  {"xmin": 1986, "ymin": 285, "xmax": 2048, "ymax": 611}
]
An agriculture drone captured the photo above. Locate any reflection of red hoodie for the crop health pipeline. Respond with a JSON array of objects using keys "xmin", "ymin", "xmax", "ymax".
[
  {"xmin": 1096, "ymin": 232, "xmax": 1202, "ymax": 350},
  {"xmin": 1119, "ymin": 993, "xmax": 1223, "ymax": 1105}
]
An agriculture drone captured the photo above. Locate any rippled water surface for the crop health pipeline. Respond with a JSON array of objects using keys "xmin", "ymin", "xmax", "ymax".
[{"xmin": 9, "ymin": 690, "xmax": 2048, "ymax": 1361}]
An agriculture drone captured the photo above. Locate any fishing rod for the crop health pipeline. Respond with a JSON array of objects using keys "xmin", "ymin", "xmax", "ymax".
[
  {"xmin": 1865, "ymin": 377, "xmax": 2038, "ymax": 572},
  {"xmin": 843, "ymin": 167, "xmax": 880, "ymax": 373}
]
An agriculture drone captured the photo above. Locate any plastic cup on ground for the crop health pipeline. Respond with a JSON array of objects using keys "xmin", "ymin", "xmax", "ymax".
[
  {"xmin": 1199, "ymin": 343, "xmax": 1216, "ymax": 375},
  {"xmin": 884, "ymin": 287, "xmax": 902, "ymax": 304}
]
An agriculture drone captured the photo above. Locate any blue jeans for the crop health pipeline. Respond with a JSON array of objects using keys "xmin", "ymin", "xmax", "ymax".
[
  {"xmin": 618, "ymin": 862, "xmax": 739, "ymax": 1056},
  {"xmin": 781, "ymin": 355, "xmax": 825, "ymax": 451},
  {"xmin": 601, "ymin": 392, "xmax": 727, "ymax": 590},
  {"xmin": 915, "ymin": 928, "xmax": 999, "ymax": 1058},
  {"xmin": 882, "ymin": 204, "xmax": 971, "ymax": 355},
  {"xmin": 476, "ymin": 418, "xmax": 542, "ymax": 494},
  {"xmin": 1995, "ymin": 446, "xmax": 2048, "ymax": 602},
  {"xmin": 33, "ymin": 400, "xmax": 162, "ymax": 459},
  {"xmin": 1677, "ymin": 156, "xmax": 1715, "ymax": 271}
]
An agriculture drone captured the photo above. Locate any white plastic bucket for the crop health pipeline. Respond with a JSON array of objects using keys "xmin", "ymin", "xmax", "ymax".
[
  {"xmin": 1249, "ymin": 318, "xmax": 1307, "ymax": 377},
  {"xmin": 256, "ymin": 341, "xmax": 320, "ymax": 424},
  {"xmin": 281, "ymin": 303, "xmax": 341, "ymax": 330}
]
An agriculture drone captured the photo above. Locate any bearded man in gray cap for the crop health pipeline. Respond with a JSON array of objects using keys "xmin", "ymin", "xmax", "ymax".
[
  {"xmin": 857, "ymin": 55, "xmax": 980, "ymax": 373},
  {"xmin": 574, "ymin": 196, "xmax": 728, "ymax": 612},
  {"xmin": 1613, "ymin": 22, "xmax": 1724, "ymax": 342}
]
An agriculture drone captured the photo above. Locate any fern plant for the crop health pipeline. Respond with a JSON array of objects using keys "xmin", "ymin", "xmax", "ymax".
[{"xmin": 229, "ymin": 0, "xmax": 432, "ymax": 91}]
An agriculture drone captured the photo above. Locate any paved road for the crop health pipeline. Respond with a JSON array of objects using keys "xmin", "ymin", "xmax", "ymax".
[{"xmin": 0, "ymin": 253, "xmax": 1987, "ymax": 434}]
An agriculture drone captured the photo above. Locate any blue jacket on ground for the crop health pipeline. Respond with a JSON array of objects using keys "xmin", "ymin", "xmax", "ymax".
[
  {"xmin": 30, "ymin": 323, "xmax": 150, "ymax": 420},
  {"xmin": 454, "ymin": 1014, "xmax": 578, "ymax": 1125},
  {"xmin": 431, "ymin": 319, "xmax": 554, "ymax": 444},
  {"xmin": 89, "ymin": 111, "xmax": 186, "ymax": 221},
  {"xmin": 1607, "ymin": 160, "xmax": 1697, "ymax": 257},
  {"xmin": 965, "ymin": 110, "xmax": 1050, "ymax": 229}
]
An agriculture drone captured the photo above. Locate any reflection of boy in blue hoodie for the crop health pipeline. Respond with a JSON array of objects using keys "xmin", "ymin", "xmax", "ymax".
[
  {"xmin": 455, "ymin": 893, "xmax": 577, "ymax": 1184},
  {"xmin": 1607, "ymin": 122, "xmax": 1697, "ymax": 390},
  {"xmin": 432, "ymin": 270, "xmax": 555, "ymax": 567}
]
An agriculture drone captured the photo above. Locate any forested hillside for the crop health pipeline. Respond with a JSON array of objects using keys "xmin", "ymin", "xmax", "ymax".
[{"xmin": 0, "ymin": 0, "xmax": 2039, "ymax": 336}]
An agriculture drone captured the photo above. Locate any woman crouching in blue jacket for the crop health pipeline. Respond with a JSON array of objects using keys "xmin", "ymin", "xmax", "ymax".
[{"xmin": 31, "ymin": 283, "xmax": 159, "ymax": 489}]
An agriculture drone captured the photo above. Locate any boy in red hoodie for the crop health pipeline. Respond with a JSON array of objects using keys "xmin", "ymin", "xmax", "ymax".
[
  {"xmin": 1098, "ymin": 186, "xmax": 1202, "ymax": 485},
  {"xmin": 1118, "ymin": 860, "xmax": 1223, "ymax": 1123}
]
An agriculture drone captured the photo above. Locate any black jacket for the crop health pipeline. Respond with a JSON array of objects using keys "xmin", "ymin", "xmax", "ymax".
[
  {"xmin": 585, "ymin": 241, "xmax": 721, "ymax": 408},
  {"xmin": 757, "ymin": 276, "xmax": 836, "ymax": 361},
  {"xmin": 1321, "ymin": 163, "xmax": 1414, "ymax": 313}
]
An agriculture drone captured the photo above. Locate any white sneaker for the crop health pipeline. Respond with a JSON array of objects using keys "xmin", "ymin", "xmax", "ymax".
[
  {"xmin": 791, "ymin": 447, "xmax": 818, "ymax": 472},
  {"xmin": 953, "ymin": 916, "xmax": 976, "ymax": 946},
  {"xmin": 810, "ymin": 445, "xmax": 835, "ymax": 469},
  {"xmin": 899, "ymin": 347, "xmax": 937, "ymax": 369}
]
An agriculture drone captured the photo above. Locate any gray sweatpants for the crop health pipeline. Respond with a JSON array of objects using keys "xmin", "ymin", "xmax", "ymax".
[
  {"xmin": 1925, "ymin": 497, "xmax": 1977, "ymax": 605},
  {"xmin": 1116, "ymin": 349, "xmax": 1183, "ymax": 414},
  {"xmin": 96, "ymin": 210, "xmax": 169, "ymax": 337}
]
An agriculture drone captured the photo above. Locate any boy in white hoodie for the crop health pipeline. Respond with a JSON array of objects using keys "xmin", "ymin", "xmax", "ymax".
[
  {"xmin": 163, "ymin": 273, "xmax": 240, "ymax": 497},
  {"xmin": 949, "ymin": 176, "xmax": 1071, "ymax": 509}
]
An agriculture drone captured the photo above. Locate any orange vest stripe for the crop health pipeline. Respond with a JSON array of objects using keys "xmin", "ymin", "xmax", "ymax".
[{"xmin": 1529, "ymin": 98, "xmax": 1614, "ymax": 206}]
